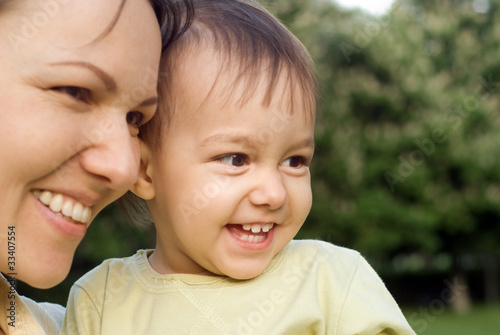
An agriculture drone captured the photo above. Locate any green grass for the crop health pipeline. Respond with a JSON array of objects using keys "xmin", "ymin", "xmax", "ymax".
[{"xmin": 403, "ymin": 304, "xmax": 500, "ymax": 335}]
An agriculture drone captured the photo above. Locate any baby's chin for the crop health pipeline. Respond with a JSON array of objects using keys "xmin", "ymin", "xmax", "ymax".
[{"xmin": 216, "ymin": 263, "xmax": 270, "ymax": 281}]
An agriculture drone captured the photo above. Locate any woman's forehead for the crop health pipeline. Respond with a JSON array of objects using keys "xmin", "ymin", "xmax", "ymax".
[{"xmin": 1, "ymin": 0, "xmax": 125, "ymax": 49}]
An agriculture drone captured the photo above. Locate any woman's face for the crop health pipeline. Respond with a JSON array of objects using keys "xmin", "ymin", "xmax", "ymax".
[{"xmin": 0, "ymin": 0, "xmax": 161, "ymax": 288}]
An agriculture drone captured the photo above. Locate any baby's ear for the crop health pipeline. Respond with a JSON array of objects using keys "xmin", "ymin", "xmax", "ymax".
[{"xmin": 131, "ymin": 142, "xmax": 155, "ymax": 200}]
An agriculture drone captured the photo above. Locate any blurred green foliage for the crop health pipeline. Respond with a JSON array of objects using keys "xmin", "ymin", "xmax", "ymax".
[
  {"xmin": 20, "ymin": 0, "xmax": 500, "ymax": 307},
  {"xmin": 270, "ymin": 0, "xmax": 500, "ymax": 286}
]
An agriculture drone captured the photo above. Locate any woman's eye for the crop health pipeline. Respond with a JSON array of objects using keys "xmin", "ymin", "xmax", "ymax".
[
  {"xmin": 126, "ymin": 111, "xmax": 144, "ymax": 128},
  {"xmin": 218, "ymin": 154, "xmax": 248, "ymax": 167},
  {"xmin": 53, "ymin": 86, "xmax": 90, "ymax": 102},
  {"xmin": 282, "ymin": 156, "xmax": 308, "ymax": 168}
]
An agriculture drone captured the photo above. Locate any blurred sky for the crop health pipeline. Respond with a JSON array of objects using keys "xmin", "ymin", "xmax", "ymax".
[{"xmin": 335, "ymin": 0, "xmax": 396, "ymax": 15}]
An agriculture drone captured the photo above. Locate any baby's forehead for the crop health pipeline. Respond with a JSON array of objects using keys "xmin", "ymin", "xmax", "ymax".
[{"xmin": 172, "ymin": 45, "xmax": 315, "ymax": 116}]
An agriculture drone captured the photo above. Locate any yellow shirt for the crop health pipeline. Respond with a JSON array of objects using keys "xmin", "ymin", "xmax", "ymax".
[
  {"xmin": 0, "ymin": 275, "xmax": 65, "ymax": 335},
  {"xmin": 63, "ymin": 240, "xmax": 416, "ymax": 335}
]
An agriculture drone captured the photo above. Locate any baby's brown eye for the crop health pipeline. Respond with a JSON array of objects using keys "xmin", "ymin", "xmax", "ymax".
[
  {"xmin": 219, "ymin": 154, "xmax": 248, "ymax": 167},
  {"xmin": 126, "ymin": 111, "xmax": 144, "ymax": 128},
  {"xmin": 283, "ymin": 156, "xmax": 307, "ymax": 168}
]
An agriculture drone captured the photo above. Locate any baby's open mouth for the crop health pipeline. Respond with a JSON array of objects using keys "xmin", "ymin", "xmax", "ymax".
[{"xmin": 226, "ymin": 223, "xmax": 274, "ymax": 243}]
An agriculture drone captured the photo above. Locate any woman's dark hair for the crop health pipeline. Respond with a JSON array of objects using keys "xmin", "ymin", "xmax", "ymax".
[
  {"xmin": 150, "ymin": 0, "xmax": 194, "ymax": 51},
  {"xmin": 94, "ymin": 0, "xmax": 193, "ymax": 50}
]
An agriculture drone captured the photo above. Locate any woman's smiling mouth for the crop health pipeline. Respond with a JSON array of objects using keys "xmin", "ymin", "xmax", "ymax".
[{"xmin": 33, "ymin": 190, "xmax": 92, "ymax": 225}]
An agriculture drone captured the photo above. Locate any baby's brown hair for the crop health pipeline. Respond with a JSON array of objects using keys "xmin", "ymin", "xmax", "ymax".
[{"xmin": 123, "ymin": 0, "xmax": 318, "ymax": 226}]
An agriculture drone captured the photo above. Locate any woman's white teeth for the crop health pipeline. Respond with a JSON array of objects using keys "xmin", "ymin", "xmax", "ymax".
[
  {"xmin": 62, "ymin": 199, "xmax": 74, "ymax": 217},
  {"xmin": 34, "ymin": 190, "xmax": 91, "ymax": 224},
  {"xmin": 38, "ymin": 190, "xmax": 52, "ymax": 205},
  {"xmin": 71, "ymin": 202, "xmax": 84, "ymax": 222},
  {"xmin": 49, "ymin": 194, "xmax": 63, "ymax": 212},
  {"xmin": 242, "ymin": 223, "xmax": 274, "ymax": 233}
]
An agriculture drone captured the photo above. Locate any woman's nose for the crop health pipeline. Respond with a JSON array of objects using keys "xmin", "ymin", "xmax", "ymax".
[{"xmin": 78, "ymin": 117, "xmax": 139, "ymax": 191}]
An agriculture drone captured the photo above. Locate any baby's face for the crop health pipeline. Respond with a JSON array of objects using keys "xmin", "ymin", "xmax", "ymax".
[{"xmin": 146, "ymin": 50, "xmax": 315, "ymax": 280}]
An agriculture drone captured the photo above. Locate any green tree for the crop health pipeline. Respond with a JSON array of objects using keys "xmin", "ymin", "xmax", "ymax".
[{"xmin": 269, "ymin": 0, "xmax": 500, "ymax": 307}]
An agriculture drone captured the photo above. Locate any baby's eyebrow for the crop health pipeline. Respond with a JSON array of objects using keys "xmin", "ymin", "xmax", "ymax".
[
  {"xmin": 200, "ymin": 133, "xmax": 315, "ymax": 152},
  {"xmin": 200, "ymin": 134, "xmax": 253, "ymax": 148},
  {"xmin": 302, "ymin": 137, "xmax": 316, "ymax": 149},
  {"xmin": 49, "ymin": 61, "xmax": 117, "ymax": 92}
]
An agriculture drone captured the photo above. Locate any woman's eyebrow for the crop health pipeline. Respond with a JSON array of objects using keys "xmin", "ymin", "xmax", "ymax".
[
  {"xmin": 139, "ymin": 96, "xmax": 158, "ymax": 107},
  {"xmin": 49, "ymin": 61, "xmax": 117, "ymax": 92}
]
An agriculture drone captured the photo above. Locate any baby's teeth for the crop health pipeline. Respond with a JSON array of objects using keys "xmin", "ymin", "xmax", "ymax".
[
  {"xmin": 247, "ymin": 235, "xmax": 265, "ymax": 243},
  {"xmin": 251, "ymin": 225, "xmax": 261, "ymax": 233},
  {"xmin": 235, "ymin": 231, "xmax": 266, "ymax": 243},
  {"xmin": 262, "ymin": 223, "xmax": 274, "ymax": 233},
  {"xmin": 39, "ymin": 191, "xmax": 53, "ymax": 206},
  {"xmin": 241, "ymin": 223, "xmax": 274, "ymax": 233},
  {"xmin": 49, "ymin": 194, "xmax": 63, "ymax": 212}
]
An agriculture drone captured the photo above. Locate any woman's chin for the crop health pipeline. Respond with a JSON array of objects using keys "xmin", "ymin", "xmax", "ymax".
[
  {"xmin": 15, "ymin": 260, "xmax": 71, "ymax": 289},
  {"xmin": 18, "ymin": 272, "xmax": 68, "ymax": 289}
]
